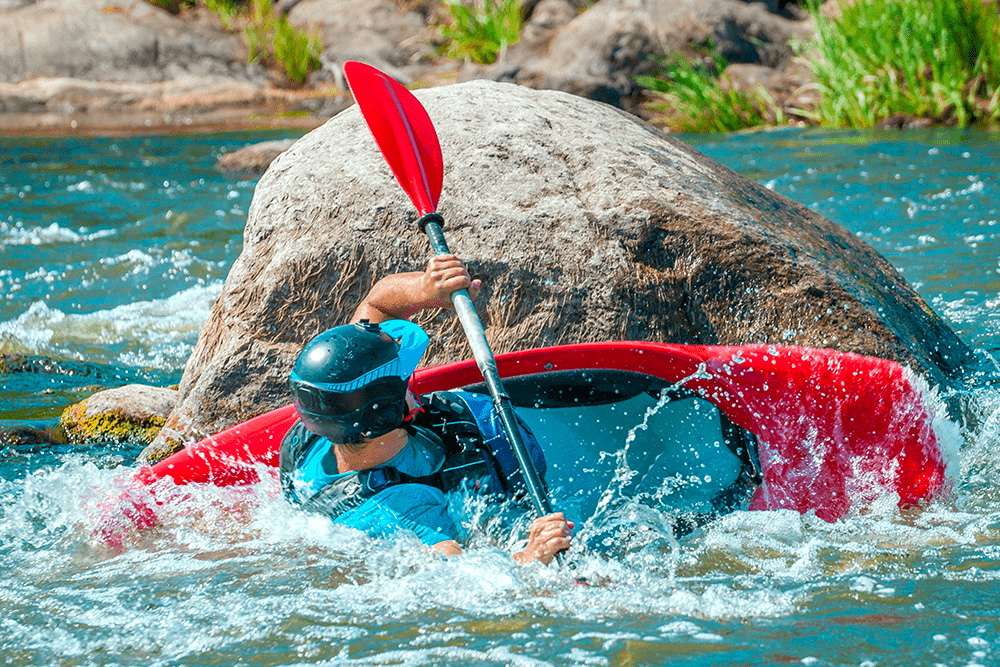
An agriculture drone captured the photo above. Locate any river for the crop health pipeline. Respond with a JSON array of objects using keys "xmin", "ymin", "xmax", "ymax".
[{"xmin": 1, "ymin": 127, "xmax": 998, "ymax": 666}]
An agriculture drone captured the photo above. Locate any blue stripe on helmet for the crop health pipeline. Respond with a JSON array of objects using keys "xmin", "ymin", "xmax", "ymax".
[{"xmin": 289, "ymin": 320, "xmax": 429, "ymax": 392}]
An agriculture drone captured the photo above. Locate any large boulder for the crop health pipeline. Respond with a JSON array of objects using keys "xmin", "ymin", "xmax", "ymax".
[
  {"xmin": 0, "ymin": 0, "xmax": 347, "ymax": 134},
  {"xmin": 0, "ymin": 0, "xmax": 341, "ymax": 133},
  {"xmin": 142, "ymin": 80, "xmax": 972, "ymax": 461}
]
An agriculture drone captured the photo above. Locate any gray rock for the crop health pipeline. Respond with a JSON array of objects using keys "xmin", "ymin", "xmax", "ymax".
[
  {"xmin": 486, "ymin": 0, "xmax": 814, "ymax": 111},
  {"xmin": 216, "ymin": 139, "xmax": 299, "ymax": 177},
  {"xmin": 721, "ymin": 59, "xmax": 818, "ymax": 117},
  {"xmin": 0, "ymin": 75, "xmax": 330, "ymax": 134},
  {"xmin": 287, "ymin": 0, "xmax": 433, "ymax": 88},
  {"xmin": 0, "ymin": 0, "xmax": 262, "ymax": 85},
  {"xmin": 141, "ymin": 80, "xmax": 972, "ymax": 461},
  {"xmin": 0, "ymin": 0, "xmax": 35, "ymax": 10}
]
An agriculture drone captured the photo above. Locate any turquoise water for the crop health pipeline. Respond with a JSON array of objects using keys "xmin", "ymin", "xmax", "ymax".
[{"xmin": 1, "ymin": 128, "xmax": 999, "ymax": 666}]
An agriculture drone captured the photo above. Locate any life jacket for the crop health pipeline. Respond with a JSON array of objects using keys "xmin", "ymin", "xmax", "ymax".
[{"xmin": 279, "ymin": 390, "xmax": 547, "ymax": 520}]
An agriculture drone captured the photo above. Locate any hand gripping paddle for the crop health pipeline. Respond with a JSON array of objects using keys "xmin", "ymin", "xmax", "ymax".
[{"xmin": 342, "ymin": 61, "xmax": 556, "ymax": 523}]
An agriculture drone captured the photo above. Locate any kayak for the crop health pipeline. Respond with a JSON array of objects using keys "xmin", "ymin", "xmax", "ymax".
[{"xmin": 96, "ymin": 341, "xmax": 949, "ymax": 545}]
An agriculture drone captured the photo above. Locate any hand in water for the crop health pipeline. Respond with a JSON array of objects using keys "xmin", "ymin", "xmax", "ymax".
[{"xmin": 514, "ymin": 512, "xmax": 574, "ymax": 565}]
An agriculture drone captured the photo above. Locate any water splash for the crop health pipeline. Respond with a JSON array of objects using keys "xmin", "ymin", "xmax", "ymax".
[{"xmin": 0, "ymin": 282, "xmax": 222, "ymax": 370}]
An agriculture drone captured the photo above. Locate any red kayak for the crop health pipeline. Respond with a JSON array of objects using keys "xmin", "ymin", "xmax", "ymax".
[{"xmin": 96, "ymin": 341, "xmax": 949, "ymax": 544}]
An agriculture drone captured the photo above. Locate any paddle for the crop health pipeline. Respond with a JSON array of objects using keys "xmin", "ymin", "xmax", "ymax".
[{"xmin": 342, "ymin": 61, "xmax": 556, "ymax": 521}]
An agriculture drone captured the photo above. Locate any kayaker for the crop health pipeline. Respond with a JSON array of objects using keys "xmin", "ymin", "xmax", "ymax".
[{"xmin": 279, "ymin": 254, "xmax": 573, "ymax": 565}]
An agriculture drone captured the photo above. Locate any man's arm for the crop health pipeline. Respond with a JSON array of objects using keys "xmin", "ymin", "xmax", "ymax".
[{"xmin": 352, "ymin": 254, "xmax": 481, "ymax": 324}]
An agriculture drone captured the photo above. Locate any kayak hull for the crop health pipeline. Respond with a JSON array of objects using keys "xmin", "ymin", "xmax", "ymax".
[{"xmin": 97, "ymin": 341, "xmax": 948, "ymax": 543}]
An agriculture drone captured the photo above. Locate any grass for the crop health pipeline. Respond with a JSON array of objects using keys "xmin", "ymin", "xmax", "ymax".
[
  {"xmin": 636, "ymin": 47, "xmax": 785, "ymax": 133},
  {"xmin": 148, "ymin": 0, "xmax": 322, "ymax": 85},
  {"xmin": 796, "ymin": 0, "xmax": 1000, "ymax": 128},
  {"xmin": 243, "ymin": 0, "xmax": 323, "ymax": 85},
  {"xmin": 440, "ymin": 0, "xmax": 522, "ymax": 65},
  {"xmin": 205, "ymin": 0, "xmax": 240, "ymax": 30}
]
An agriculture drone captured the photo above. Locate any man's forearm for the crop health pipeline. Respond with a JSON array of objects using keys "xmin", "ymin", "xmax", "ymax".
[{"xmin": 352, "ymin": 272, "xmax": 428, "ymax": 323}]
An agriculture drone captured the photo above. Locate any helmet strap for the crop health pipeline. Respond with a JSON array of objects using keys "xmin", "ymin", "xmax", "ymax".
[{"xmin": 403, "ymin": 391, "xmax": 424, "ymax": 423}]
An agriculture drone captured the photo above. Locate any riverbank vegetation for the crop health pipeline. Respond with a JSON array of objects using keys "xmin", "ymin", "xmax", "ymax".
[
  {"xmin": 802, "ymin": 0, "xmax": 1000, "ymax": 128},
  {"xmin": 150, "ymin": 0, "xmax": 322, "ymax": 85},
  {"xmin": 638, "ymin": 0, "xmax": 1000, "ymax": 131},
  {"xmin": 635, "ymin": 48, "xmax": 785, "ymax": 133},
  {"xmin": 439, "ymin": 0, "xmax": 522, "ymax": 64},
  {"xmin": 142, "ymin": 0, "xmax": 999, "ymax": 131}
]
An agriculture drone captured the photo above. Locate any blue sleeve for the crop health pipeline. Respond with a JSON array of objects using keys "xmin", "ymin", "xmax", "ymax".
[{"xmin": 334, "ymin": 483, "xmax": 459, "ymax": 546}]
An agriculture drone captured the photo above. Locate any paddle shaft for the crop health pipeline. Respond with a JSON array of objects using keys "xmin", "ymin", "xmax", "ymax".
[
  {"xmin": 422, "ymin": 218, "xmax": 554, "ymax": 518},
  {"xmin": 340, "ymin": 61, "xmax": 557, "ymax": 528}
]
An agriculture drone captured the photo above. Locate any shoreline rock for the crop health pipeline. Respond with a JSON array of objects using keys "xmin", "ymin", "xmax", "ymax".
[
  {"xmin": 0, "ymin": 0, "xmax": 821, "ymax": 136},
  {"xmin": 0, "ymin": 75, "xmax": 345, "ymax": 135},
  {"xmin": 216, "ymin": 138, "xmax": 300, "ymax": 176}
]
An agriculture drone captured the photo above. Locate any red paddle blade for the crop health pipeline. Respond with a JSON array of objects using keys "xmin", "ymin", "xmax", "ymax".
[{"xmin": 343, "ymin": 61, "xmax": 443, "ymax": 216}]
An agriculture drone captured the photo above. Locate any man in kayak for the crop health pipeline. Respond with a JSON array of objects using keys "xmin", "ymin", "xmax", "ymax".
[{"xmin": 279, "ymin": 254, "xmax": 573, "ymax": 564}]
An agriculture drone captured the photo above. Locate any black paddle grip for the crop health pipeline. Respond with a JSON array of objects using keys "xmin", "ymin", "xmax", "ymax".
[{"xmin": 418, "ymin": 212, "xmax": 445, "ymax": 234}]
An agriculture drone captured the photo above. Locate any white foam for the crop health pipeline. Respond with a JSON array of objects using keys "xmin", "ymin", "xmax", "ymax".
[
  {"xmin": 905, "ymin": 367, "xmax": 965, "ymax": 492},
  {"xmin": 0, "ymin": 220, "xmax": 116, "ymax": 247},
  {"xmin": 0, "ymin": 281, "xmax": 222, "ymax": 368}
]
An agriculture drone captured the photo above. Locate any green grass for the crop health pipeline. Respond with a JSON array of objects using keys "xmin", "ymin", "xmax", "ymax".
[
  {"xmin": 796, "ymin": 0, "xmax": 1000, "ymax": 127},
  {"xmin": 146, "ymin": 0, "xmax": 322, "ymax": 85},
  {"xmin": 243, "ymin": 0, "xmax": 322, "ymax": 85},
  {"xmin": 205, "ymin": 0, "xmax": 240, "ymax": 30},
  {"xmin": 636, "ymin": 48, "xmax": 784, "ymax": 133},
  {"xmin": 440, "ymin": 0, "xmax": 522, "ymax": 65}
]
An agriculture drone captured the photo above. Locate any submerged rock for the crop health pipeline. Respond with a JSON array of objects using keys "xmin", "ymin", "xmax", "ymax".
[
  {"xmin": 142, "ymin": 80, "xmax": 973, "ymax": 461},
  {"xmin": 216, "ymin": 139, "xmax": 298, "ymax": 177}
]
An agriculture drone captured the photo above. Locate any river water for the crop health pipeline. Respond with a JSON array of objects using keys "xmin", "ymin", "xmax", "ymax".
[{"xmin": 1, "ymin": 127, "xmax": 998, "ymax": 666}]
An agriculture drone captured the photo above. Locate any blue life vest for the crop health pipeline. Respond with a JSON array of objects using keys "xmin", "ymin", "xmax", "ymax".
[{"xmin": 279, "ymin": 390, "xmax": 547, "ymax": 520}]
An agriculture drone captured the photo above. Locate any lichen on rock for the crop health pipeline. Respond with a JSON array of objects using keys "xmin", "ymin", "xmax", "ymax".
[{"xmin": 61, "ymin": 384, "xmax": 178, "ymax": 447}]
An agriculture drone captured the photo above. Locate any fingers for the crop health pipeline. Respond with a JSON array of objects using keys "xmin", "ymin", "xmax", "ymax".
[
  {"xmin": 424, "ymin": 255, "xmax": 479, "ymax": 307},
  {"xmin": 519, "ymin": 512, "xmax": 574, "ymax": 565},
  {"xmin": 428, "ymin": 255, "xmax": 472, "ymax": 283},
  {"xmin": 529, "ymin": 513, "xmax": 573, "ymax": 538}
]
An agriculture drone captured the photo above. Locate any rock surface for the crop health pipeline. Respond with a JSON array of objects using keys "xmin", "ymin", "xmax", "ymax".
[
  {"xmin": 287, "ymin": 0, "xmax": 435, "ymax": 88},
  {"xmin": 216, "ymin": 138, "xmax": 299, "ymax": 176},
  {"xmin": 0, "ymin": 0, "xmax": 343, "ymax": 133},
  {"xmin": 0, "ymin": 0, "xmax": 818, "ymax": 134},
  {"xmin": 484, "ymin": 0, "xmax": 815, "ymax": 112},
  {"xmin": 141, "ymin": 80, "xmax": 973, "ymax": 461},
  {"xmin": 0, "ymin": 0, "xmax": 252, "ymax": 84},
  {"xmin": 62, "ymin": 384, "xmax": 178, "ymax": 445}
]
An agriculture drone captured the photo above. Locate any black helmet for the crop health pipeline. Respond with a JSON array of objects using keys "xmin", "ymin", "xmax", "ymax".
[{"xmin": 290, "ymin": 320, "xmax": 418, "ymax": 444}]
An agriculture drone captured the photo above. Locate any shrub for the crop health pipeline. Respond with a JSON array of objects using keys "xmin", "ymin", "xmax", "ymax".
[
  {"xmin": 796, "ymin": 0, "xmax": 1000, "ymax": 127},
  {"xmin": 440, "ymin": 0, "xmax": 522, "ymax": 65},
  {"xmin": 636, "ymin": 48, "xmax": 784, "ymax": 133}
]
